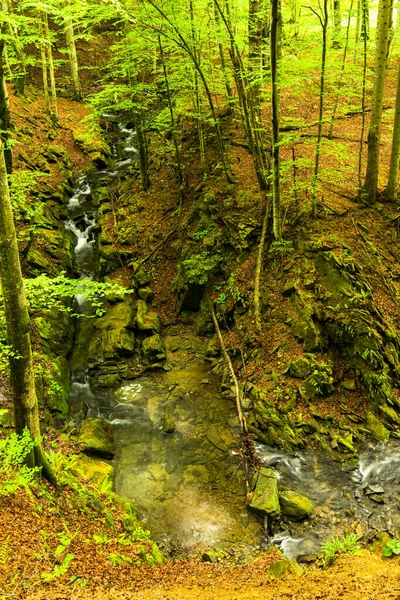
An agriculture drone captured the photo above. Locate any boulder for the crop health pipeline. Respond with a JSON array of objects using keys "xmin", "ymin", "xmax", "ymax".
[
  {"xmin": 69, "ymin": 454, "xmax": 114, "ymax": 491},
  {"xmin": 279, "ymin": 489, "xmax": 313, "ymax": 521},
  {"xmin": 142, "ymin": 334, "xmax": 166, "ymax": 361},
  {"xmin": 79, "ymin": 418, "xmax": 115, "ymax": 458},
  {"xmin": 248, "ymin": 467, "xmax": 280, "ymax": 518},
  {"xmin": 94, "ymin": 301, "xmax": 135, "ymax": 331},
  {"xmin": 162, "ymin": 408, "xmax": 175, "ymax": 433},
  {"xmin": 365, "ymin": 412, "xmax": 390, "ymax": 442},
  {"xmin": 287, "ymin": 357, "xmax": 311, "ymax": 379},
  {"xmin": 136, "ymin": 300, "xmax": 161, "ymax": 333},
  {"xmin": 44, "ymin": 356, "xmax": 71, "ymax": 418},
  {"xmin": 269, "ymin": 559, "xmax": 303, "ymax": 578}
]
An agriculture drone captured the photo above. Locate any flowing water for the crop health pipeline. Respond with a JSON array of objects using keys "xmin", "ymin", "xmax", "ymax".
[{"xmin": 65, "ymin": 118, "xmax": 400, "ymax": 558}]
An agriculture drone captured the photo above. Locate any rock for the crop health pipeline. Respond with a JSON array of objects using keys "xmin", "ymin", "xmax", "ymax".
[
  {"xmin": 133, "ymin": 265, "xmax": 150, "ymax": 287},
  {"xmin": 136, "ymin": 300, "xmax": 161, "ymax": 333},
  {"xmin": 205, "ymin": 338, "xmax": 219, "ymax": 357},
  {"xmin": 142, "ymin": 334, "xmax": 166, "ymax": 361},
  {"xmin": 279, "ymin": 489, "xmax": 313, "ymax": 521},
  {"xmin": 287, "ymin": 357, "xmax": 311, "ymax": 379},
  {"xmin": 138, "ymin": 287, "xmax": 154, "ymax": 302},
  {"xmin": 79, "ymin": 418, "xmax": 115, "ymax": 458},
  {"xmin": 162, "ymin": 409, "xmax": 175, "ymax": 433},
  {"xmin": 282, "ymin": 282, "xmax": 297, "ymax": 296},
  {"xmin": 268, "ymin": 559, "xmax": 303, "ymax": 578},
  {"xmin": 44, "ymin": 356, "xmax": 71, "ymax": 418},
  {"xmin": 94, "ymin": 301, "xmax": 135, "ymax": 331},
  {"xmin": 69, "ymin": 454, "xmax": 114, "ymax": 491},
  {"xmin": 365, "ymin": 412, "xmax": 390, "ymax": 442},
  {"xmin": 369, "ymin": 494, "xmax": 385, "ymax": 504},
  {"xmin": 248, "ymin": 467, "xmax": 280, "ymax": 518},
  {"xmin": 202, "ymin": 548, "xmax": 225, "ymax": 563},
  {"xmin": 364, "ymin": 484, "xmax": 384, "ymax": 495},
  {"xmin": 341, "ymin": 379, "xmax": 356, "ymax": 391}
]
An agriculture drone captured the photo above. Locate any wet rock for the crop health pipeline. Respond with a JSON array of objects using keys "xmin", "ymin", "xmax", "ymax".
[
  {"xmin": 365, "ymin": 412, "xmax": 390, "ymax": 442},
  {"xmin": 286, "ymin": 357, "xmax": 311, "ymax": 379},
  {"xmin": 248, "ymin": 467, "xmax": 280, "ymax": 518},
  {"xmin": 136, "ymin": 300, "xmax": 161, "ymax": 332},
  {"xmin": 297, "ymin": 554, "xmax": 318, "ymax": 564},
  {"xmin": 79, "ymin": 417, "xmax": 115, "ymax": 458},
  {"xmin": 364, "ymin": 484, "xmax": 384, "ymax": 495},
  {"xmin": 279, "ymin": 490, "xmax": 313, "ymax": 521},
  {"xmin": 369, "ymin": 494, "xmax": 385, "ymax": 504},
  {"xmin": 69, "ymin": 454, "xmax": 114, "ymax": 490},
  {"xmin": 341, "ymin": 379, "xmax": 356, "ymax": 391},
  {"xmin": 268, "ymin": 559, "xmax": 303, "ymax": 578},
  {"xmin": 142, "ymin": 334, "xmax": 166, "ymax": 361},
  {"xmin": 162, "ymin": 409, "xmax": 176, "ymax": 433}
]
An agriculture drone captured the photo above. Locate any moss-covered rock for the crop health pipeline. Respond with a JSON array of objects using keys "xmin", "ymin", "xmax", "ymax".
[
  {"xmin": 69, "ymin": 453, "xmax": 114, "ymax": 490},
  {"xmin": 44, "ymin": 356, "xmax": 71, "ymax": 418},
  {"xmin": 94, "ymin": 301, "xmax": 135, "ymax": 331},
  {"xmin": 248, "ymin": 467, "xmax": 280, "ymax": 518},
  {"xmin": 365, "ymin": 412, "xmax": 390, "ymax": 442},
  {"xmin": 136, "ymin": 300, "xmax": 161, "ymax": 333},
  {"xmin": 162, "ymin": 408, "xmax": 175, "ymax": 433},
  {"xmin": 279, "ymin": 489, "xmax": 313, "ymax": 521},
  {"xmin": 79, "ymin": 418, "xmax": 115, "ymax": 458},
  {"xmin": 287, "ymin": 357, "xmax": 311, "ymax": 379},
  {"xmin": 34, "ymin": 309, "xmax": 74, "ymax": 358},
  {"xmin": 142, "ymin": 333, "xmax": 166, "ymax": 361},
  {"xmin": 269, "ymin": 559, "xmax": 303, "ymax": 578}
]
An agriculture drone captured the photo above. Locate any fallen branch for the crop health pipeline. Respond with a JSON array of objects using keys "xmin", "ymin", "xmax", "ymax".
[{"xmin": 133, "ymin": 228, "xmax": 176, "ymax": 272}]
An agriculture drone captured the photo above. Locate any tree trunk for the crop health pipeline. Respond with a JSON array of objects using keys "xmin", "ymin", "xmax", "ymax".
[
  {"xmin": 333, "ymin": 0, "xmax": 342, "ymax": 47},
  {"xmin": 2, "ymin": 0, "xmax": 26, "ymax": 95},
  {"xmin": 358, "ymin": 0, "xmax": 368, "ymax": 200},
  {"xmin": 63, "ymin": 0, "xmax": 82, "ymax": 100},
  {"xmin": 38, "ymin": 15, "xmax": 50, "ymax": 113},
  {"xmin": 248, "ymin": 0, "xmax": 263, "ymax": 116},
  {"xmin": 42, "ymin": 12, "xmax": 58, "ymax": 120},
  {"xmin": 385, "ymin": 61, "xmax": 400, "ymax": 201},
  {"xmin": 311, "ymin": 0, "xmax": 329, "ymax": 218},
  {"xmin": 0, "ymin": 36, "xmax": 12, "ymax": 173},
  {"xmin": 271, "ymin": 0, "xmax": 281, "ymax": 239},
  {"xmin": 363, "ymin": 0, "xmax": 393, "ymax": 204},
  {"xmin": 0, "ymin": 137, "xmax": 55, "ymax": 483}
]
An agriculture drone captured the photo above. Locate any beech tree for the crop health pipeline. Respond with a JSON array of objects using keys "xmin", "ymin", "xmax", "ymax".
[{"xmin": 363, "ymin": 0, "xmax": 393, "ymax": 204}]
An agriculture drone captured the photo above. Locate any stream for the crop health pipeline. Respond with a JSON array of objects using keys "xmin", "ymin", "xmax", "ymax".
[{"xmin": 64, "ymin": 119, "xmax": 400, "ymax": 559}]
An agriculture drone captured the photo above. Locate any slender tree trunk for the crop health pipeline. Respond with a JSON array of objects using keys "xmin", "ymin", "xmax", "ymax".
[
  {"xmin": 290, "ymin": 0, "xmax": 298, "ymax": 23},
  {"xmin": 333, "ymin": 0, "xmax": 342, "ymax": 47},
  {"xmin": 38, "ymin": 16, "xmax": 50, "ymax": 113},
  {"xmin": 0, "ymin": 138, "xmax": 55, "ymax": 483},
  {"xmin": 363, "ymin": 0, "xmax": 393, "ymax": 204},
  {"xmin": 358, "ymin": 0, "xmax": 368, "ymax": 200},
  {"xmin": 63, "ymin": 0, "xmax": 82, "ymax": 100},
  {"xmin": 189, "ymin": 0, "xmax": 206, "ymax": 173},
  {"xmin": 213, "ymin": 4, "xmax": 233, "ymax": 108},
  {"xmin": 271, "ymin": 0, "xmax": 281, "ymax": 239},
  {"xmin": 329, "ymin": 0, "xmax": 353, "ymax": 138},
  {"xmin": 396, "ymin": 0, "xmax": 400, "ymax": 28},
  {"xmin": 248, "ymin": 0, "xmax": 263, "ymax": 117},
  {"xmin": 355, "ymin": 0, "xmax": 361, "ymax": 43},
  {"xmin": 0, "ymin": 36, "xmax": 12, "ymax": 173},
  {"xmin": 133, "ymin": 110, "xmax": 150, "ymax": 191},
  {"xmin": 42, "ymin": 12, "xmax": 58, "ymax": 120},
  {"xmin": 158, "ymin": 36, "xmax": 184, "ymax": 198},
  {"xmin": 311, "ymin": 1, "xmax": 329, "ymax": 218},
  {"xmin": 385, "ymin": 62, "xmax": 400, "ymax": 201},
  {"xmin": 2, "ymin": 0, "xmax": 26, "ymax": 95}
]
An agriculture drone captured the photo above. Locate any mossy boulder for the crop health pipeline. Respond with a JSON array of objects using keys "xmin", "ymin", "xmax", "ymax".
[
  {"xmin": 136, "ymin": 300, "xmax": 161, "ymax": 333},
  {"xmin": 69, "ymin": 454, "xmax": 114, "ymax": 491},
  {"xmin": 365, "ymin": 412, "xmax": 390, "ymax": 442},
  {"xmin": 94, "ymin": 301, "xmax": 135, "ymax": 331},
  {"xmin": 269, "ymin": 559, "xmax": 303, "ymax": 578},
  {"xmin": 79, "ymin": 418, "xmax": 115, "ymax": 458},
  {"xmin": 248, "ymin": 467, "xmax": 280, "ymax": 518},
  {"xmin": 287, "ymin": 357, "xmax": 311, "ymax": 379},
  {"xmin": 34, "ymin": 309, "xmax": 74, "ymax": 358},
  {"xmin": 162, "ymin": 408, "xmax": 175, "ymax": 433},
  {"xmin": 279, "ymin": 489, "xmax": 313, "ymax": 521},
  {"xmin": 142, "ymin": 334, "xmax": 166, "ymax": 361}
]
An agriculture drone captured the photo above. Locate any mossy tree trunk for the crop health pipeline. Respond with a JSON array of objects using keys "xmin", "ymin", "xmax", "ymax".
[
  {"xmin": 2, "ymin": 0, "xmax": 26, "ymax": 96},
  {"xmin": 363, "ymin": 0, "xmax": 393, "ymax": 204},
  {"xmin": 0, "ymin": 35, "xmax": 12, "ymax": 173},
  {"xmin": 0, "ymin": 136, "xmax": 55, "ymax": 484},
  {"xmin": 271, "ymin": 0, "xmax": 281, "ymax": 239},
  {"xmin": 333, "ymin": 0, "xmax": 342, "ymax": 48}
]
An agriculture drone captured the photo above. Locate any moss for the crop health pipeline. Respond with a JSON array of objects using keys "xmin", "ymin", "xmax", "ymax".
[
  {"xmin": 142, "ymin": 333, "xmax": 166, "ymax": 361},
  {"xmin": 69, "ymin": 454, "xmax": 114, "ymax": 491},
  {"xmin": 268, "ymin": 559, "xmax": 303, "ymax": 578},
  {"xmin": 79, "ymin": 418, "xmax": 115, "ymax": 458},
  {"xmin": 249, "ymin": 467, "xmax": 280, "ymax": 518},
  {"xmin": 136, "ymin": 300, "xmax": 161, "ymax": 333},
  {"xmin": 279, "ymin": 490, "xmax": 313, "ymax": 521},
  {"xmin": 365, "ymin": 412, "xmax": 390, "ymax": 442}
]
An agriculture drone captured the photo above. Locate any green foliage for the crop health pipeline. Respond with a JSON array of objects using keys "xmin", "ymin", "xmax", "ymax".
[
  {"xmin": 0, "ymin": 429, "xmax": 40, "ymax": 495},
  {"xmin": 180, "ymin": 251, "xmax": 223, "ymax": 285},
  {"xmin": 321, "ymin": 534, "xmax": 361, "ymax": 564},
  {"xmin": 109, "ymin": 552, "xmax": 132, "ymax": 566},
  {"xmin": 269, "ymin": 239, "xmax": 294, "ymax": 257},
  {"xmin": 41, "ymin": 553, "xmax": 74, "ymax": 582},
  {"xmin": 383, "ymin": 539, "xmax": 400, "ymax": 558}
]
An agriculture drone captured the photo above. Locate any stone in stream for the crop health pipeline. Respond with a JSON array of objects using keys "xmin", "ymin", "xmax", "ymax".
[
  {"xmin": 69, "ymin": 454, "xmax": 114, "ymax": 491},
  {"xmin": 279, "ymin": 490, "xmax": 313, "ymax": 521},
  {"xmin": 162, "ymin": 408, "xmax": 176, "ymax": 433},
  {"xmin": 79, "ymin": 417, "xmax": 115, "ymax": 458},
  {"xmin": 248, "ymin": 467, "xmax": 280, "ymax": 518}
]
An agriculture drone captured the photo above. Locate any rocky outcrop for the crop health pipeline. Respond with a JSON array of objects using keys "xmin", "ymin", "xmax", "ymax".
[{"xmin": 79, "ymin": 417, "xmax": 115, "ymax": 458}]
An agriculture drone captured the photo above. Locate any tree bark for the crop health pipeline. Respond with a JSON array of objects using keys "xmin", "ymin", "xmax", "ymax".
[
  {"xmin": 363, "ymin": 0, "xmax": 393, "ymax": 204},
  {"xmin": 385, "ymin": 61, "xmax": 400, "ymax": 201},
  {"xmin": 63, "ymin": 0, "xmax": 82, "ymax": 100},
  {"xmin": 0, "ymin": 137, "xmax": 55, "ymax": 484},
  {"xmin": 0, "ymin": 36, "xmax": 12, "ymax": 173},
  {"xmin": 271, "ymin": 0, "xmax": 281, "ymax": 239}
]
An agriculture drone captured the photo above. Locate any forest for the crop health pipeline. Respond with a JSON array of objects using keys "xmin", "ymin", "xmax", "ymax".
[{"xmin": 1, "ymin": 0, "xmax": 400, "ymax": 598}]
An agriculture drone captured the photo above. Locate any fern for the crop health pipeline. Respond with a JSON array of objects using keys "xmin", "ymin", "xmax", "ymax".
[{"xmin": 0, "ymin": 536, "xmax": 10, "ymax": 567}]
